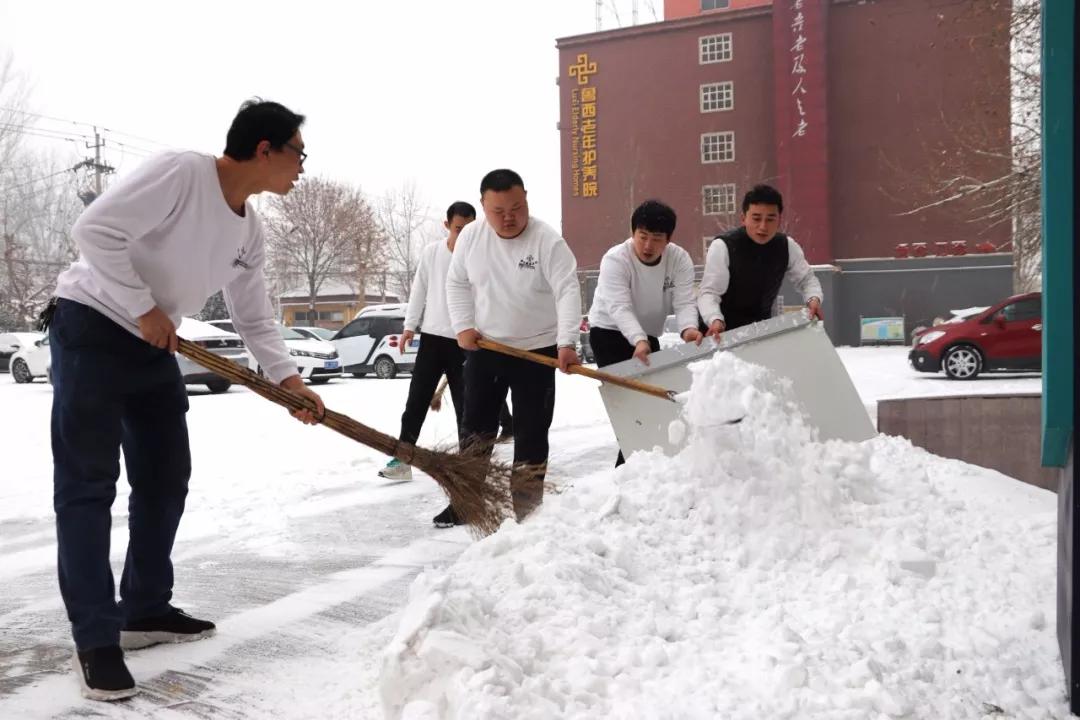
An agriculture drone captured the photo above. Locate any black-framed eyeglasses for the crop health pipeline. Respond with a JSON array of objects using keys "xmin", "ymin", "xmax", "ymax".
[{"xmin": 283, "ymin": 141, "xmax": 307, "ymax": 166}]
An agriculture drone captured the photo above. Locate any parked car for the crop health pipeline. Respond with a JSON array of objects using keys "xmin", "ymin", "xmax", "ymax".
[
  {"xmin": 176, "ymin": 317, "xmax": 250, "ymax": 393},
  {"xmin": 356, "ymin": 303, "xmax": 408, "ymax": 318},
  {"xmin": 578, "ymin": 316, "xmax": 595, "ymax": 363},
  {"xmin": 206, "ymin": 319, "xmax": 237, "ymax": 334},
  {"xmin": 909, "ymin": 292, "xmax": 1041, "ymax": 380},
  {"xmin": 909, "ymin": 306, "xmax": 989, "ymax": 344},
  {"xmin": 0, "ymin": 331, "xmax": 44, "ymax": 372},
  {"xmin": 290, "ymin": 326, "xmax": 337, "ymax": 342},
  {"xmin": 10, "ymin": 335, "xmax": 51, "ymax": 383},
  {"xmin": 331, "ymin": 311, "xmax": 417, "ymax": 379},
  {"xmin": 207, "ymin": 320, "xmax": 343, "ymax": 384}
]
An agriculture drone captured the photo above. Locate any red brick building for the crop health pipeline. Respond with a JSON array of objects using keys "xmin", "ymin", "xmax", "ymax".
[{"xmin": 557, "ymin": 0, "xmax": 1011, "ymax": 269}]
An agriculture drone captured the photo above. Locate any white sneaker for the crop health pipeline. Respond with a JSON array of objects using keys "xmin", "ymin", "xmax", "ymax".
[{"xmin": 378, "ymin": 459, "xmax": 412, "ymax": 480}]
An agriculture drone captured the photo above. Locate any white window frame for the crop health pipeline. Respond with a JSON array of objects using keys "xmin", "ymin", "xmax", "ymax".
[
  {"xmin": 702, "ymin": 184, "xmax": 737, "ymax": 216},
  {"xmin": 703, "ymin": 235, "xmax": 719, "ymax": 256},
  {"xmin": 701, "ymin": 131, "xmax": 735, "ymax": 163},
  {"xmin": 699, "ymin": 33, "xmax": 733, "ymax": 64},
  {"xmin": 700, "ymin": 81, "xmax": 734, "ymax": 113}
]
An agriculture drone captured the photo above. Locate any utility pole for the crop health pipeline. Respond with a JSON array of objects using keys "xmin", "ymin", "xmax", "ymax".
[
  {"xmin": 74, "ymin": 127, "xmax": 115, "ymax": 205},
  {"xmin": 596, "ymin": 0, "xmax": 603, "ymax": 31}
]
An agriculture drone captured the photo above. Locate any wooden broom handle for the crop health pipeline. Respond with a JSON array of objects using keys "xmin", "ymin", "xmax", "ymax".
[{"xmin": 476, "ymin": 338, "xmax": 676, "ymax": 403}]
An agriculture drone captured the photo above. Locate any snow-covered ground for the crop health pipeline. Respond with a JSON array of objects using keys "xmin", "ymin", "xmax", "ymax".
[{"xmin": 0, "ymin": 346, "xmax": 1060, "ymax": 718}]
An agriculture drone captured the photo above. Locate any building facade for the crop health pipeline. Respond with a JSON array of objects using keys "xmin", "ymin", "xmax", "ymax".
[
  {"xmin": 557, "ymin": 0, "xmax": 1012, "ymax": 270},
  {"xmin": 278, "ymin": 281, "xmax": 400, "ymax": 329}
]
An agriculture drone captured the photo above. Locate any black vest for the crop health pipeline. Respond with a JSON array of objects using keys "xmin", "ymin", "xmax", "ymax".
[{"xmin": 717, "ymin": 227, "xmax": 789, "ymax": 331}]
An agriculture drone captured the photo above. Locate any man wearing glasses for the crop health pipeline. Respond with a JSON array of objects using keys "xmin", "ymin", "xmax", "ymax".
[{"xmin": 46, "ymin": 99, "xmax": 324, "ymax": 701}]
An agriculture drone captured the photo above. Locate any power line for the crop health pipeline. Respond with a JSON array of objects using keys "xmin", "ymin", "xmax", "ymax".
[
  {"xmin": 0, "ymin": 167, "xmax": 79, "ymax": 194},
  {"xmin": 0, "ymin": 106, "xmax": 172, "ymax": 149},
  {"xmin": 0, "ymin": 122, "xmax": 94, "ymax": 144}
]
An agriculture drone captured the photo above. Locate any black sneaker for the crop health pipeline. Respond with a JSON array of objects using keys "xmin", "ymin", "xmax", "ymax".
[
  {"xmin": 120, "ymin": 607, "xmax": 216, "ymax": 650},
  {"xmin": 72, "ymin": 645, "xmax": 137, "ymax": 701},
  {"xmin": 432, "ymin": 505, "xmax": 464, "ymax": 528}
]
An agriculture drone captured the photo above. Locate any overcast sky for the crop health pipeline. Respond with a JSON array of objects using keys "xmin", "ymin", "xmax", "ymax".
[{"xmin": 0, "ymin": 0, "xmax": 661, "ymax": 227}]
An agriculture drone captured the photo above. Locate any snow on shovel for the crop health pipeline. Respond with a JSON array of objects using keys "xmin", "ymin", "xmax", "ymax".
[{"xmin": 176, "ymin": 338, "xmax": 511, "ymax": 535}]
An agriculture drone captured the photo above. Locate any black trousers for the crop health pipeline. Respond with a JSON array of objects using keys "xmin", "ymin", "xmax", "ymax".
[
  {"xmin": 462, "ymin": 345, "xmax": 556, "ymax": 519},
  {"xmin": 589, "ymin": 326, "xmax": 660, "ymax": 467},
  {"xmin": 50, "ymin": 299, "xmax": 191, "ymax": 650},
  {"xmin": 399, "ymin": 333, "xmax": 466, "ymax": 447}
]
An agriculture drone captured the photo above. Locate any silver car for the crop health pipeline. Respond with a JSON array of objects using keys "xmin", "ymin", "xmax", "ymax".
[{"xmin": 176, "ymin": 317, "xmax": 249, "ymax": 393}]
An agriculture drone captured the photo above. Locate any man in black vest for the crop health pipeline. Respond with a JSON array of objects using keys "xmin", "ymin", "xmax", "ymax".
[{"xmin": 698, "ymin": 184, "xmax": 823, "ymax": 336}]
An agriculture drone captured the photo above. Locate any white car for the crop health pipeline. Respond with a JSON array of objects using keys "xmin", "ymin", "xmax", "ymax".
[
  {"xmin": 206, "ymin": 320, "xmax": 343, "ymax": 384},
  {"xmin": 176, "ymin": 317, "xmax": 250, "ymax": 393},
  {"xmin": 9, "ymin": 334, "xmax": 51, "ymax": 383},
  {"xmin": 290, "ymin": 326, "xmax": 337, "ymax": 342},
  {"xmin": 331, "ymin": 311, "xmax": 417, "ymax": 379},
  {"xmin": 0, "ymin": 331, "xmax": 44, "ymax": 373}
]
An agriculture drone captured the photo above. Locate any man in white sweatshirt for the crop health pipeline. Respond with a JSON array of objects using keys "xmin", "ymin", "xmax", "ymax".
[
  {"xmin": 446, "ymin": 169, "xmax": 581, "ymax": 521},
  {"xmin": 698, "ymin": 184, "xmax": 823, "ymax": 335},
  {"xmin": 588, "ymin": 200, "xmax": 702, "ymax": 466},
  {"xmin": 45, "ymin": 100, "xmax": 324, "ymax": 701},
  {"xmin": 378, "ymin": 204, "xmax": 472, "ymax": 489}
]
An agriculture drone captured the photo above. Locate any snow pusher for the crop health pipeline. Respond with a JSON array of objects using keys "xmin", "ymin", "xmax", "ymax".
[{"xmin": 595, "ymin": 312, "xmax": 876, "ymax": 458}]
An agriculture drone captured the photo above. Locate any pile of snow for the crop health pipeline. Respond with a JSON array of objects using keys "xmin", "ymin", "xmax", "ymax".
[{"xmin": 379, "ymin": 353, "xmax": 1064, "ymax": 719}]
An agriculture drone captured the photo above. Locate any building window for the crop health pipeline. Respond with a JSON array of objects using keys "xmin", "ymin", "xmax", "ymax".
[
  {"xmin": 701, "ymin": 131, "xmax": 735, "ymax": 163},
  {"xmin": 701, "ymin": 0, "xmax": 731, "ymax": 9},
  {"xmin": 294, "ymin": 311, "xmax": 309, "ymax": 322},
  {"xmin": 700, "ymin": 82, "xmax": 734, "ymax": 113},
  {"xmin": 699, "ymin": 33, "xmax": 732, "ymax": 64},
  {"xmin": 702, "ymin": 184, "xmax": 737, "ymax": 215}
]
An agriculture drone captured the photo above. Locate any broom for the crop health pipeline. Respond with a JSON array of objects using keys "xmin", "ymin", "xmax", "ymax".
[
  {"xmin": 476, "ymin": 339, "xmax": 679, "ymax": 402},
  {"xmin": 176, "ymin": 338, "xmax": 510, "ymax": 535}
]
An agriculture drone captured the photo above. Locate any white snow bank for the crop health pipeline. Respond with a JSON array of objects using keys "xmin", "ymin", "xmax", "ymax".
[{"xmin": 380, "ymin": 353, "xmax": 1064, "ymax": 719}]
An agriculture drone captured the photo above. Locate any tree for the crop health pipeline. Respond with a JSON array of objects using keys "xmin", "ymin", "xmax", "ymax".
[
  {"xmin": 0, "ymin": 52, "xmax": 31, "ymax": 169},
  {"xmin": 262, "ymin": 177, "xmax": 386, "ymax": 319},
  {"xmin": 0, "ymin": 152, "xmax": 83, "ymax": 329},
  {"xmin": 196, "ymin": 290, "xmax": 229, "ymax": 321},
  {"xmin": 897, "ymin": 0, "xmax": 1041, "ymax": 292},
  {"xmin": 376, "ymin": 182, "xmax": 440, "ymax": 300}
]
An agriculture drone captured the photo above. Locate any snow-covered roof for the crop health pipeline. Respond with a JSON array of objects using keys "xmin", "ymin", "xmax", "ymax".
[{"xmin": 278, "ymin": 280, "xmax": 398, "ymax": 301}]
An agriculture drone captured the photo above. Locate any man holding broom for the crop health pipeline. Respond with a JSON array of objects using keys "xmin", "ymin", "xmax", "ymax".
[
  {"xmin": 45, "ymin": 99, "xmax": 324, "ymax": 701},
  {"xmin": 446, "ymin": 169, "xmax": 582, "ymax": 522}
]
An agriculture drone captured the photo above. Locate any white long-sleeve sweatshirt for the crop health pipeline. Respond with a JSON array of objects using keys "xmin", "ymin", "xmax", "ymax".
[
  {"xmin": 403, "ymin": 240, "xmax": 455, "ymax": 339},
  {"xmin": 697, "ymin": 235, "xmax": 823, "ymax": 326},
  {"xmin": 54, "ymin": 150, "xmax": 296, "ymax": 383},
  {"xmin": 446, "ymin": 217, "xmax": 582, "ymax": 350},
  {"xmin": 588, "ymin": 239, "xmax": 698, "ymax": 345}
]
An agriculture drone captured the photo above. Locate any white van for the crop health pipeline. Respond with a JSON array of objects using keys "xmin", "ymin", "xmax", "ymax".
[{"xmin": 331, "ymin": 309, "xmax": 418, "ymax": 379}]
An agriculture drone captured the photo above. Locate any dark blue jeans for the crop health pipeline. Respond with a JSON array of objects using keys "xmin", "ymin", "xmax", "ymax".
[{"xmin": 50, "ymin": 299, "xmax": 192, "ymax": 651}]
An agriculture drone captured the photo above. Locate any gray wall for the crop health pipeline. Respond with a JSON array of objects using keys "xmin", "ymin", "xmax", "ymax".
[
  {"xmin": 878, "ymin": 393, "xmax": 1056, "ymax": 492},
  {"xmin": 818, "ymin": 253, "xmax": 1015, "ymax": 346}
]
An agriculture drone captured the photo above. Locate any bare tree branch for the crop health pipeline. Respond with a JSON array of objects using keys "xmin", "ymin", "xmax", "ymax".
[{"xmin": 263, "ymin": 177, "xmax": 387, "ymax": 321}]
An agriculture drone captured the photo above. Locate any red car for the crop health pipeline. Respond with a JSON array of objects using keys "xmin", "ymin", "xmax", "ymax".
[{"xmin": 909, "ymin": 292, "xmax": 1042, "ymax": 380}]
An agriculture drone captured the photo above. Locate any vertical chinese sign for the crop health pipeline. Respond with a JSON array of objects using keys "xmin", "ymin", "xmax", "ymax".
[
  {"xmin": 569, "ymin": 53, "xmax": 599, "ymax": 198},
  {"xmin": 772, "ymin": 0, "xmax": 831, "ymax": 263}
]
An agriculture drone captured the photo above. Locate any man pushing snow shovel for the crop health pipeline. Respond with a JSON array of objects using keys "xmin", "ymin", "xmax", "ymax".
[
  {"xmin": 698, "ymin": 184, "xmax": 824, "ymax": 336},
  {"xmin": 588, "ymin": 199, "xmax": 702, "ymax": 467},
  {"xmin": 45, "ymin": 99, "xmax": 324, "ymax": 701}
]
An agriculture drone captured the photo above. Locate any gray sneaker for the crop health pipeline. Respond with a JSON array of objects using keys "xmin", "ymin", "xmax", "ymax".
[{"xmin": 378, "ymin": 458, "xmax": 413, "ymax": 480}]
